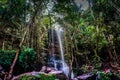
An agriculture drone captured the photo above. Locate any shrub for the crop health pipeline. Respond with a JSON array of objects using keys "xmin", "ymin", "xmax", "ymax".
[
  {"xmin": 0, "ymin": 48, "xmax": 36, "ymax": 74},
  {"xmin": 20, "ymin": 74, "xmax": 58, "ymax": 80}
]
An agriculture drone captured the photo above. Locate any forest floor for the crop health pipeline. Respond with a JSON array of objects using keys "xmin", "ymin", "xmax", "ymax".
[{"xmin": 0, "ymin": 61, "xmax": 120, "ymax": 80}]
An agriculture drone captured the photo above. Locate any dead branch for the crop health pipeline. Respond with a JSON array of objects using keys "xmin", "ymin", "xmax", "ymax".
[
  {"xmin": 11, "ymin": 70, "xmax": 63, "ymax": 80},
  {"xmin": 11, "ymin": 71, "xmax": 46, "ymax": 80}
]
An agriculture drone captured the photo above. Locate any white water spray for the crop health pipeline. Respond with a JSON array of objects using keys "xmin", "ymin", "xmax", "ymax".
[{"xmin": 54, "ymin": 25, "xmax": 74, "ymax": 79}]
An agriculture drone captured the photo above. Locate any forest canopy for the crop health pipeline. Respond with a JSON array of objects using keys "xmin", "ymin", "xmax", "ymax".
[{"xmin": 0, "ymin": 0, "xmax": 120, "ymax": 80}]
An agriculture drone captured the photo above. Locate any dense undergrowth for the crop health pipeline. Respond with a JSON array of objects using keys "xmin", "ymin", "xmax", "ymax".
[
  {"xmin": 0, "ymin": 48, "xmax": 120, "ymax": 79},
  {"xmin": 0, "ymin": 47, "xmax": 36, "ymax": 75},
  {"xmin": 20, "ymin": 74, "xmax": 57, "ymax": 80},
  {"xmin": 17, "ymin": 71, "xmax": 120, "ymax": 80}
]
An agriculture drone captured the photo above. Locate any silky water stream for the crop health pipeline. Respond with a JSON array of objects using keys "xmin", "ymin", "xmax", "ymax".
[{"xmin": 49, "ymin": 25, "xmax": 74, "ymax": 79}]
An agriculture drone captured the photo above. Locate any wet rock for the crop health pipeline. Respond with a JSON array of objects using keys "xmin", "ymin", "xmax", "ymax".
[
  {"xmin": 47, "ymin": 69, "xmax": 67, "ymax": 80},
  {"xmin": 47, "ymin": 67, "xmax": 55, "ymax": 73},
  {"xmin": 77, "ymin": 73, "xmax": 96, "ymax": 80},
  {"xmin": 49, "ymin": 70, "xmax": 63, "ymax": 74},
  {"xmin": 40, "ymin": 66, "xmax": 67, "ymax": 80},
  {"xmin": 55, "ymin": 72, "xmax": 67, "ymax": 80},
  {"xmin": 40, "ymin": 66, "xmax": 47, "ymax": 72},
  {"xmin": 40, "ymin": 66, "xmax": 55, "ymax": 73}
]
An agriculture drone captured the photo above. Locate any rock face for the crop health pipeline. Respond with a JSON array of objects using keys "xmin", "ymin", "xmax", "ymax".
[
  {"xmin": 40, "ymin": 66, "xmax": 67, "ymax": 80},
  {"xmin": 12, "ymin": 66, "xmax": 67, "ymax": 80},
  {"xmin": 48, "ymin": 29, "xmax": 62, "ymax": 60},
  {"xmin": 55, "ymin": 73, "xmax": 67, "ymax": 80},
  {"xmin": 77, "ymin": 73, "xmax": 96, "ymax": 80},
  {"xmin": 76, "ymin": 72, "xmax": 120, "ymax": 80}
]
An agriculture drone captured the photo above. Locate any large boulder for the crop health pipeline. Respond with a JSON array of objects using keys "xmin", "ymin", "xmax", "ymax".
[{"xmin": 77, "ymin": 73, "xmax": 96, "ymax": 80}]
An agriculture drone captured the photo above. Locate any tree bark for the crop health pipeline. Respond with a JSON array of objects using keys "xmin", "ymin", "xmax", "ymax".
[
  {"xmin": 6, "ymin": 3, "xmax": 42, "ymax": 79},
  {"xmin": 11, "ymin": 71, "xmax": 45, "ymax": 80},
  {"xmin": 2, "ymin": 39, "xmax": 5, "ymax": 50},
  {"xmin": 7, "ymin": 27, "xmax": 28, "ymax": 80}
]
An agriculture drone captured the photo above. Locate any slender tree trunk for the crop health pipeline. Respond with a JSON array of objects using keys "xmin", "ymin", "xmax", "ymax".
[
  {"xmin": 102, "ymin": 32, "xmax": 113, "ymax": 61},
  {"xmin": 113, "ymin": 44, "xmax": 118, "ymax": 62},
  {"xmin": 6, "ymin": 4, "xmax": 41, "ymax": 79},
  {"xmin": 107, "ymin": 48, "xmax": 113, "ymax": 60},
  {"xmin": 68, "ymin": 46, "xmax": 74, "ymax": 80},
  {"xmin": 107, "ymin": 34, "xmax": 118, "ymax": 61},
  {"xmin": 2, "ymin": 39, "xmax": 5, "ymax": 50},
  {"xmin": 6, "ymin": 27, "xmax": 28, "ymax": 80}
]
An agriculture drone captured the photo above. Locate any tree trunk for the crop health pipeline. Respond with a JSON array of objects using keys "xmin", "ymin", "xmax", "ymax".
[
  {"xmin": 2, "ymin": 39, "xmax": 5, "ymax": 50},
  {"xmin": 107, "ymin": 48, "xmax": 113, "ymax": 60},
  {"xmin": 6, "ymin": 3, "xmax": 42, "ymax": 79},
  {"xmin": 7, "ymin": 27, "xmax": 28, "ymax": 80},
  {"xmin": 107, "ymin": 34, "xmax": 118, "ymax": 61}
]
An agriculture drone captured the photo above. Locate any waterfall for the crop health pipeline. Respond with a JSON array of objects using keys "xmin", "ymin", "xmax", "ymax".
[
  {"xmin": 49, "ymin": 23, "xmax": 74, "ymax": 79},
  {"xmin": 55, "ymin": 27, "xmax": 65, "ymax": 67},
  {"xmin": 51, "ymin": 29, "xmax": 57, "ymax": 70},
  {"xmin": 54, "ymin": 25, "xmax": 74, "ymax": 79}
]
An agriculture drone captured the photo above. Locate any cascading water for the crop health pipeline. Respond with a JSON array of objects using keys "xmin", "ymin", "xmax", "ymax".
[
  {"xmin": 51, "ymin": 29, "xmax": 57, "ymax": 70},
  {"xmin": 54, "ymin": 25, "xmax": 74, "ymax": 79},
  {"xmin": 49, "ymin": 23, "xmax": 74, "ymax": 79},
  {"xmin": 55, "ymin": 26, "xmax": 68, "ymax": 76},
  {"xmin": 55, "ymin": 27, "xmax": 65, "ymax": 67}
]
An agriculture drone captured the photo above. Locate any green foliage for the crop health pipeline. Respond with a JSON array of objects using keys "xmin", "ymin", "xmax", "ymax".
[
  {"xmin": 19, "ymin": 47, "xmax": 36, "ymax": 70},
  {"xmin": 42, "ymin": 17, "xmax": 51, "ymax": 25},
  {"xmin": 0, "ymin": 0, "xmax": 27, "ymax": 28},
  {"xmin": 0, "ymin": 0, "xmax": 120, "ymax": 74},
  {"xmin": 97, "ymin": 71, "xmax": 111, "ymax": 80},
  {"xmin": 0, "ymin": 50, "xmax": 16, "ymax": 66},
  {"xmin": 20, "ymin": 74, "xmax": 58, "ymax": 80},
  {"xmin": 20, "ymin": 75, "xmax": 37, "ymax": 80},
  {"xmin": 38, "ymin": 74, "xmax": 57, "ymax": 80},
  {"xmin": 0, "ymin": 48, "xmax": 36, "ymax": 72},
  {"xmin": 91, "ymin": 0, "xmax": 116, "ymax": 21}
]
